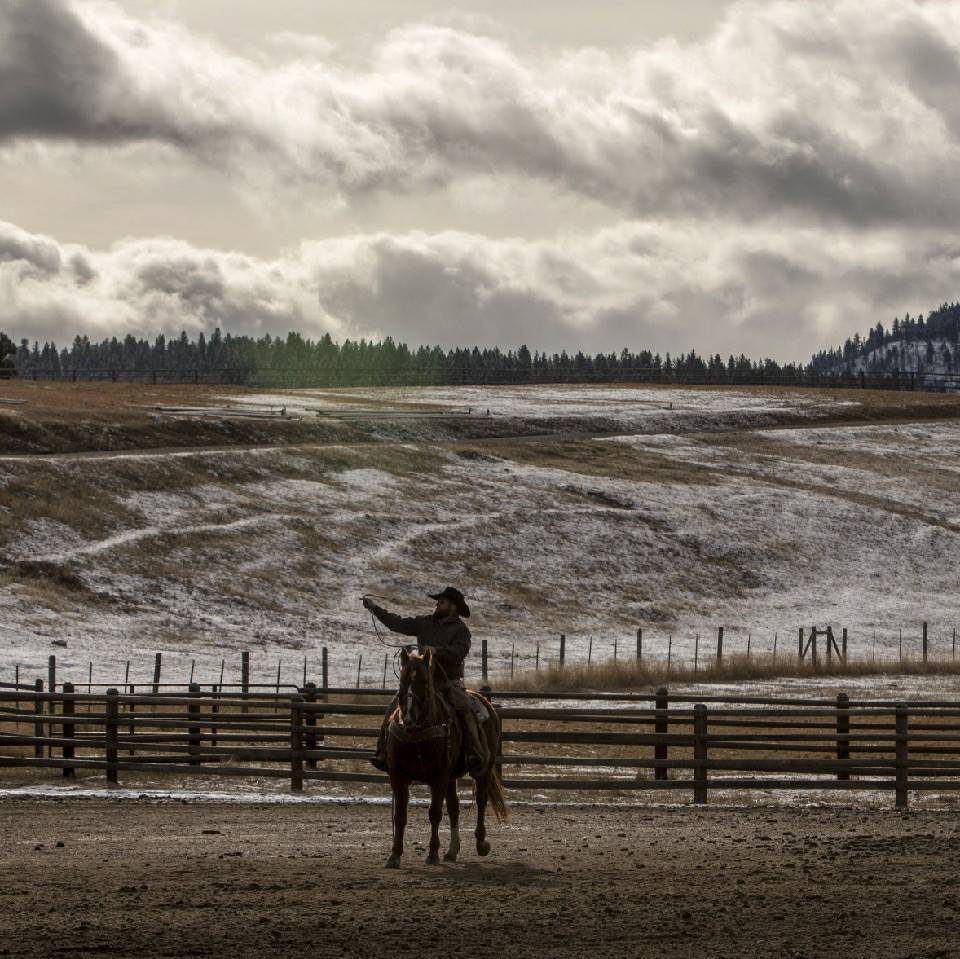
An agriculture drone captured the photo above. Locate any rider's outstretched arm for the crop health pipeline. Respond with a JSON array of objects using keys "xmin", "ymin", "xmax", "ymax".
[{"xmin": 364, "ymin": 601, "xmax": 423, "ymax": 637}]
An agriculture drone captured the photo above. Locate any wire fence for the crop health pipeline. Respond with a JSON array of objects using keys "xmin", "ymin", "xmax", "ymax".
[
  {"xmin": 6, "ymin": 366, "xmax": 960, "ymax": 392},
  {"xmin": 7, "ymin": 622, "xmax": 958, "ymax": 705}
]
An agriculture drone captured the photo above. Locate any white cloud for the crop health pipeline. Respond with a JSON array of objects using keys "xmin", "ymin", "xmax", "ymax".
[{"xmin": 4, "ymin": 219, "xmax": 960, "ymax": 359}]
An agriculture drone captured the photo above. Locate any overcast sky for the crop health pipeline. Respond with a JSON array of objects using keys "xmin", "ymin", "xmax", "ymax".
[{"xmin": 2, "ymin": 0, "xmax": 959, "ymax": 361}]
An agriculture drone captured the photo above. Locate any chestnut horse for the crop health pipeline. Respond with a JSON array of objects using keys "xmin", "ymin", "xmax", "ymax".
[{"xmin": 384, "ymin": 648, "xmax": 507, "ymax": 869}]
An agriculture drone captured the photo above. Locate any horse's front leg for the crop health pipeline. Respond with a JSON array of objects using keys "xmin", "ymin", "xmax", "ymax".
[
  {"xmin": 426, "ymin": 779, "xmax": 446, "ymax": 865},
  {"xmin": 444, "ymin": 778, "xmax": 461, "ymax": 862},
  {"xmin": 386, "ymin": 779, "xmax": 409, "ymax": 869}
]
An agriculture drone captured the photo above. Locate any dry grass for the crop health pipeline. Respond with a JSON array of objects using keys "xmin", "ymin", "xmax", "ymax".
[
  {"xmin": 459, "ymin": 436, "xmax": 720, "ymax": 485},
  {"xmin": 493, "ymin": 653, "xmax": 960, "ymax": 693}
]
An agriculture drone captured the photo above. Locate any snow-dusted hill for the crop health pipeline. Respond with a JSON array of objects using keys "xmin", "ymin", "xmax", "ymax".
[
  {"xmin": 3, "ymin": 384, "xmax": 960, "ymax": 688},
  {"xmin": 836, "ymin": 337, "xmax": 958, "ymax": 375}
]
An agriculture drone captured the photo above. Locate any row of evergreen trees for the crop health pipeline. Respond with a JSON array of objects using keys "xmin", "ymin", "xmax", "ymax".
[
  {"xmin": 5, "ymin": 301, "xmax": 960, "ymax": 385},
  {"xmin": 6, "ymin": 329, "xmax": 805, "ymax": 386}
]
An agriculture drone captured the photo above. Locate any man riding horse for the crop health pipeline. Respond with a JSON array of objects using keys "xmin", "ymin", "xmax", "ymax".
[{"xmin": 363, "ymin": 587, "xmax": 489, "ymax": 776}]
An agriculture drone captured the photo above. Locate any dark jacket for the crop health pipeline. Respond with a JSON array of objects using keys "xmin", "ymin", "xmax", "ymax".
[{"xmin": 369, "ymin": 604, "xmax": 471, "ymax": 681}]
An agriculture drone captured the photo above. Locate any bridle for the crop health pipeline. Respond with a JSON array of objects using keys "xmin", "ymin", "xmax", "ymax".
[{"xmin": 391, "ymin": 654, "xmax": 449, "ymax": 749}]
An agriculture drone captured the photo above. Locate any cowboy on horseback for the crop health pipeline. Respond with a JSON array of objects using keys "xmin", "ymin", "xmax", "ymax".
[{"xmin": 364, "ymin": 587, "xmax": 490, "ymax": 777}]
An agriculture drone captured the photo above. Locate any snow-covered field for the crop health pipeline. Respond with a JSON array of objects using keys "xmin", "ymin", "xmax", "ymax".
[
  {"xmin": 2, "ymin": 385, "xmax": 958, "ymax": 690},
  {"xmin": 231, "ymin": 383, "xmax": 854, "ymax": 428}
]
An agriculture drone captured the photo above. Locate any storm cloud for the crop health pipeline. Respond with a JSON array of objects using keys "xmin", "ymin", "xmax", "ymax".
[{"xmin": 2, "ymin": 0, "xmax": 960, "ymax": 225}]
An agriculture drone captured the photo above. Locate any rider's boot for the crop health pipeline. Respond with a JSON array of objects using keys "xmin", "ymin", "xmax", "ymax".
[{"xmin": 461, "ymin": 710, "xmax": 489, "ymax": 777}]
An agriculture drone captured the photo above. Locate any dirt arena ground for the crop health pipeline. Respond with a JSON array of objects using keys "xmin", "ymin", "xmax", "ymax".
[{"xmin": 1, "ymin": 797, "xmax": 958, "ymax": 959}]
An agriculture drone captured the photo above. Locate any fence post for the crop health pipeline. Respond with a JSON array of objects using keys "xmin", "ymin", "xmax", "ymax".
[
  {"xmin": 209, "ymin": 684, "xmax": 217, "ymax": 752},
  {"xmin": 654, "ymin": 686, "xmax": 669, "ymax": 781},
  {"xmin": 535, "ymin": 642, "xmax": 540, "ymax": 671},
  {"xmin": 304, "ymin": 682, "xmax": 318, "ymax": 769},
  {"xmin": 636, "ymin": 627, "xmax": 642, "ymax": 663},
  {"xmin": 152, "ymin": 653, "xmax": 162, "ymax": 695},
  {"xmin": 836, "ymin": 693, "xmax": 850, "ymax": 782},
  {"xmin": 559, "ymin": 634, "xmax": 566, "ymax": 669},
  {"xmin": 105, "ymin": 689, "xmax": 119, "ymax": 785},
  {"xmin": 716, "ymin": 626, "xmax": 724, "ymax": 664},
  {"xmin": 322, "ymin": 646, "xmax": 329, "ymax": 695},
  {"xmin": 188, "ymin": 683, "xmax": 202, "ymax": 766},
  {"xmin": 693, "ymin": 704, "xmax": 708, "ymax": 804},
  {"xmin": 587, "ymin": 638, "xmax": 592, "ymax": 667},
  {"xmin": 825, "ymin": 627, "xmax": 833, "ymax": 667},
  {"xmin": 33, "ymin": 679, "xmax": 43, "ymax": 759},
  {"xmin": 842, "ymin": 628, "xmax": 848, "ymax": 661},
  {"xmin": 241, "ymin": 651, "xmax": 250, "ymax": 713},
  {"xmin": 62, "ymin": 682, "xmax": 75, "ymax": 778},
  {"xmin": 694, "ymin": 633, "xmax": 699, "ymax": 673},
  {"xmin": 481, "ymin": 639, "xmax": 488, "ymax": 682},
  {"xmin": 290, "ymin": 695, "xmax": 304, "ymax": 793},
  {"xmin": 798, "ymin": 627, "xmax": 804, "ymax": 661},
  {"xmin": 895, "ymin": 704, "xmax": 909, "ymax": 809},
  {"xmin": 922, "ymin": 621, "xmax": 928, "ymax": 664}
]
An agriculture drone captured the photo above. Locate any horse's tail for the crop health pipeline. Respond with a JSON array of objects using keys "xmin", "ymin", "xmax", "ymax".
[{"xmin": 487, "ymin": 767, "xmax": 509, "ymax": 823}]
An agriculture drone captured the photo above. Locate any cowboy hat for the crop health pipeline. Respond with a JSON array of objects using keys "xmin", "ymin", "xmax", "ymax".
[{"xmin": 428, "ymin": 586, "xmax": 470, "ymax": 618}]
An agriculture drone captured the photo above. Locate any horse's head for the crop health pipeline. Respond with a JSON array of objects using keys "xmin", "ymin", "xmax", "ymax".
[{"xmin": 398, "ymin": 648, "xmax": 435, "ymax": 728}]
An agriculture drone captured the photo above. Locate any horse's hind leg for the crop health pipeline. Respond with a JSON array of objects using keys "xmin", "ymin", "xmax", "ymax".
[
  {"xmin": 473, "ymin": 712, "xmax": 500, "ymax": 857},
  {"xmin": 444, "ymin": 778, "xmax": 461, "ymax": 862},
  {"xmin": 474, "ymin": 773, "xmax": 491, "ymax": 857},
  {"xmin": 386, "ymin": 780, "xmax": 409, "ymax": 869},
  {"xmin": 426, "ymin": 780, "xmax": 445, "ymax": 865}
]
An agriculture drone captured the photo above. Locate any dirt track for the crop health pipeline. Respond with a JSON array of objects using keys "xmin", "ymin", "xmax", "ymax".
[{"xmin": 2, "ymin": 797, "xmax": 959, "ymax": 958}]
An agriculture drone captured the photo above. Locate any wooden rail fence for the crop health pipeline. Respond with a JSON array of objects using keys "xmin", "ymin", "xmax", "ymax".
[{"xmin": 3, "ymin": 685, "xmax": 960, "ymax": 808}]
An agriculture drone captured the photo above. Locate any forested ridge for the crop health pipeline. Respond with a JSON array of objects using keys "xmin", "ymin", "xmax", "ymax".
[
  {"xmin": 810, "ymin": 302, "xmax": 960, "ymax": 374},
  {"xmin": 3, "ymin": 301, "xmax": 960, "ymax": 385}
]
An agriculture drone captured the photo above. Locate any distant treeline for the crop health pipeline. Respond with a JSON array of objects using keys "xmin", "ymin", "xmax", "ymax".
[
  {"xmin": 6, "ymin": 329, "xmax": 804, "ymax": 386},
  {"xmin": 5, "ymin": 302, "xmax": 960, "ymax": 387},
  {"xmin": 811, "ymin": 302, "xmax": 960, "ymax": 373}
]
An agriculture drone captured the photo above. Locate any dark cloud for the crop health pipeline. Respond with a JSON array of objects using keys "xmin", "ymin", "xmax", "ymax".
[{"xmin": 0, "ymin": 0, "xmax": 147, "ymax": 142}]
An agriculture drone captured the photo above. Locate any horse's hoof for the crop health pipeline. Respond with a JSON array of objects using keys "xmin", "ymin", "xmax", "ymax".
[
  {"xmin": 426, "ymin": 854, "xmax": 440, "ymax": 865},
  {"xmin": 477, "ymin": 840, "xmax": 491, "ymax": 857},
  {"xmin": 385, "ymin": 857, "xmax": 401, "ymax": 869},
  {"xmin": 443, "ymin": 851, "xmax": 458, "ymax": 863}
]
